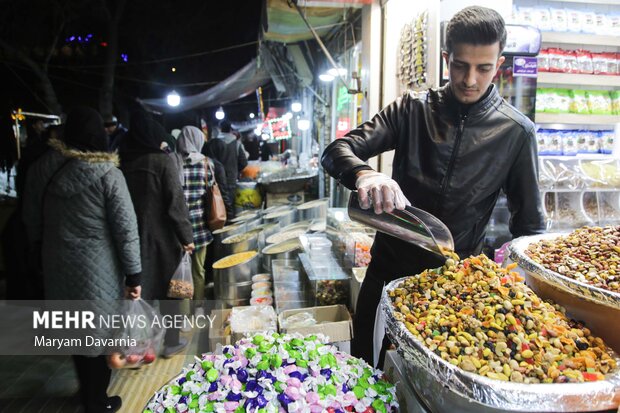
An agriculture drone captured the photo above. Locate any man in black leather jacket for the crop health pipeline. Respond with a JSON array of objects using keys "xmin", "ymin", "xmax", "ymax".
[{"xmin": 321, "ymin": 6, "xmax": 545, "ymax": 367}]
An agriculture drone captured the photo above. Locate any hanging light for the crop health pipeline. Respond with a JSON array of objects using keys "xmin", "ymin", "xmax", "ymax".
[
  {"xmin": 249, "ymin": 113, "xmax": 255, "ymax": 119},
  {"xmin": 319, "ymin": 73, "xmax": 334, "ymax": 82},
  {"xmin": 215, "ymin": 106, "xmax": 225, "ymax": 120},
  {"xmin": 298, "ymin": 119, "xmax": 310, "ymax": 131},
  {"xmin": 327, "ymin": 67, "xmax": 347, "ymax": 77},
  {"xmin": 166, "ymin": 91, "xmax": 181, "ymax": 107},
  {"xmin": 291, "ymin": 101, "xmax": 302, "ymax": 113},
  {"xmin": 254, "ymin": 126, "xmax": 262, "ymax": 135}
]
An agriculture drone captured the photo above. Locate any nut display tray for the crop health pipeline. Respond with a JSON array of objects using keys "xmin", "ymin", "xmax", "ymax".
[
  {"xmin": 508, "ymin": 234, "xmax": 620, "ymax": 310},
  {"xmin": 508, "ymin": 233, "xmax": 620, "ymax": 352},
  {"xmin": 382, "ymin": 277, "xmax": 620, "ymax": 412}
]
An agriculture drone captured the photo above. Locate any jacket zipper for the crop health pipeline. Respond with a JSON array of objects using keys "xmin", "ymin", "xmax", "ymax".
[{"xmin": 439, "ymin": 113, "xmax": 467, "ymax": 206}]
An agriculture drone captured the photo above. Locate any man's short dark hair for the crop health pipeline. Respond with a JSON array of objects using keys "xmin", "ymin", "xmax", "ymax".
[
  {"xmin": 445, "ymin": 6, "xmax": 507, "ymax": 55},
  {"xmin": 219, "ymin": 120, "xmax": 231, "ymax": 133}
]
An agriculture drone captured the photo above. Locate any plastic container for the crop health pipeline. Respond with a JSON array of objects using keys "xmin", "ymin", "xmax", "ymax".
[
  {"xmin": 252, "ymin": 281, "xmax": 272, "ymax": 291},
  {"xmin": 250, "ymin": 296, "xmax": 273, "ymax": 306},
  {"xmin": 252, "ymin": 273, "xmax": 271, "ymax": 283}
]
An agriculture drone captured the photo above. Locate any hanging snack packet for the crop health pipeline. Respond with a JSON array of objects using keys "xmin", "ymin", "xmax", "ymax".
[
  {"xmin": 569, "ymin": 90, "xmax": 589, "ymax": 114},
  {"xmin": 587, "ymin": 90, "xmax": 613, "ymax": 115}
]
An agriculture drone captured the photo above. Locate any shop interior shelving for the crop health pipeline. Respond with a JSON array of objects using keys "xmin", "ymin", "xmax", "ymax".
[
  {"xmin": 535, "ymin": 113, "xmax": 620, "ymax": 125},
  {"xmin": 543, "ymin": 0, "xmax": 620, "ymax": 4},
  {"xmin": 537, "ymin": 72, "xmax": 620, "ymax": 88},
  {"xmin": 541, "ymin": 32, "xmax": 620, "ymax": 47}
]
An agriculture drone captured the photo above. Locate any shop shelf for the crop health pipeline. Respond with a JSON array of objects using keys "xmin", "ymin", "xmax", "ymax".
[
  {"xmin": 544, "ymin": 0, "xmax": 620, "ymax": 5},
  {"xmin": 541, "ymin": 32, "xmax": 620, "ymax": 47},
  {"xmin": 537, "ymin": 72, "xmax": 620, "ymax": 88},
  {"xmin": 535, "ymin": 113, "xmax": 620, "ymax": 125}
]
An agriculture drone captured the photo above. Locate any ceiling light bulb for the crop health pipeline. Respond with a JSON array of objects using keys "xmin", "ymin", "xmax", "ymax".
[
  {"xmin": 327, "ymin": 67, "xmax": 347, "ymax": 77},
  {"xmin": 319, "ymin": 73, "xmax": 334, "ymax": 82},
  {"xmin": 166, "ymin": 91, "xmax": 181, "ymax": 107},
  {"xmin": 298, "ymin": 119, "xmax": 310, "ymax": 131},
  {"xmin": 291, "ymin": 102, "xmax": 302, "ymax": 113},
  {"xmin": 215, "ymin": 107, "xmax": 225, "ymax": 120}
]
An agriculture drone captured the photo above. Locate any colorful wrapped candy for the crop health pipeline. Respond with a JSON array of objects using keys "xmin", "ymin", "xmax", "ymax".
[{"xmin": 144, "ymin": 333, "xmax": 398, "ymax": 413}]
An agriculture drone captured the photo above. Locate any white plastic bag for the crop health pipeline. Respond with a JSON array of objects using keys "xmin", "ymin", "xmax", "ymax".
[
  {"xmin": 167, "ymin": 252, "xmax": 193, "ymax": 299},
  {"xmin": 107, "ymin": 299, "xmax": 164, "ymax": 369}
]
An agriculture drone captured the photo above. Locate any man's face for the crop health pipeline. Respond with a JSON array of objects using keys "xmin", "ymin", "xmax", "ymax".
[
  {"xmin": 443, "ymin": 42, "xmax": 505, "ymax": 104},
  {"xmin": 105, "ymin": 124, "xmax": 117, "ymax": 135}
]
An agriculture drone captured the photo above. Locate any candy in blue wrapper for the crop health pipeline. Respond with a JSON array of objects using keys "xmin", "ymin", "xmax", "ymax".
[
  {"xmin": 208, "ymin": 381, "xmax": 218, "ymax": 392},
  {"xmin": 226, "ymin": 392, "xmax": 242, "ymax": 401},
  {"xmin": 277, "ymin": 392, "xmax": 293, "ymax": 406},
  {"xmin": 178, "ymin": 377, "xmax": 186, "ymax": 385},
  {"xmin": 320, "ymin": 368, "xmax": 332, "ymax": 380},
  {"xmin": 237, "ymin": 368, "xmax": 248, "ymax": 383}
]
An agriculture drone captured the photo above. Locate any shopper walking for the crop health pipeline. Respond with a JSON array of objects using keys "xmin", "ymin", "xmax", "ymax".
[
  {"xmin": 104, "ymin": 114, "xmax": 128, "ymax": 152},
  {"xmin": 321, "ymin": 6, "xmax": 545, "ymax": 368},
  {"xmin": 204, "ymin": 120, "xmax": 247, "ymax": 220},
  {"xmin": 119, "ymin": 111, "xmax": 195, "ymax": 356},
  {"xmin": 176, "ymin": 125, "xmax": 215, "ymax": 314},
  {"xmin": 23, "ymin": 106, "xmax": 141, "ymax": 413}
]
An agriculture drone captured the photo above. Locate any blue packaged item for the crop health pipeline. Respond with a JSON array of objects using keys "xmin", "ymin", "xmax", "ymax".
[{"xmin": 562, "ymin": 130, "xmax": 578, "ymax": 156}]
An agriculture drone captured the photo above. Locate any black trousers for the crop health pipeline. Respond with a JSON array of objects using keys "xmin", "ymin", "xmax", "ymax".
[
  {"xmin": 351, "ymin": 266, "xmax": 391, "ymax": 369},
  {"xmin": 72, "ymin": 355, "xmax": 111, "ymax": 410},
  {"xmin": 159, "ymin": 299, "xmax": 181, "ymax": 346}
]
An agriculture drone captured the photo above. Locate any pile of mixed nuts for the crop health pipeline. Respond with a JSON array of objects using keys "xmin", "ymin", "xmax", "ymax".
[
  {"xmin": 388, "ymin": 254, "xmax": 617, "ymax": 383},
  {"xmin": 525, "ymin": 226, "xmax": 620, "ymax": 293}
]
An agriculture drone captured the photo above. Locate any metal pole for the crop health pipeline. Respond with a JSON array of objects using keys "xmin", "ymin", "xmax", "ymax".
[{"xmin": 291, "ymin": 0, "xmax": 349, "ymax": 91}]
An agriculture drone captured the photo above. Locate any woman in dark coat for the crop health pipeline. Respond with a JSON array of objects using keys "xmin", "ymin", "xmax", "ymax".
[
  {"xmin": 119, "ymin": 112, "xmax": 194, "ymax": 355},
  {"xmin": 23, "ymin": 107, "xmax": 141, "ymax": 413}
]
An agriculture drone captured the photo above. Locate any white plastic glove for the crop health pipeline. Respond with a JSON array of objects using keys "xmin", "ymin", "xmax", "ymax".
[{"xmin": 355, "ymin": 171, "xmax": 411, "ymax": 214}]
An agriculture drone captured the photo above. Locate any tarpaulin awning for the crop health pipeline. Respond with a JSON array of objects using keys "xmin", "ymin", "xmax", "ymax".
[
  {"xmin": 263, "ymin": 0, "xmax": 348, "ymax": 43},
  {"xmin": 138, "ymin": 58, "xmax": 270, "ymax": 113}
]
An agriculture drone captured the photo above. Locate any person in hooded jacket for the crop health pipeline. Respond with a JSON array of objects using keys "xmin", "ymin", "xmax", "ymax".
[
  {"xmin": 119, "ymin": 111, "xmax": 195, "ymax": 356},
  {"xmin": 22, "ymin": 107, "xmax": 141, "ymax": 413},
  {"xmin": 204, "ymin": 120, "xmax": 247, "ymax": 220},
  {"xmin": 321, "ymin": 7, "xmax": 545, "ymax": 367},
  {"xmin": 176, "ymin": 126, "xmax": 218, "ymax": 314}
]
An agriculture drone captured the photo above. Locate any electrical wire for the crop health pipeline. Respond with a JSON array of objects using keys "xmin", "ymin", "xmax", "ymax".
[
  {"xmin": 2, "ymin": 62, "xmax": 54, "ymax": 113},
  {"xmin": 47, "ymin": 40, "xmax": 260, "ymax": 69}
]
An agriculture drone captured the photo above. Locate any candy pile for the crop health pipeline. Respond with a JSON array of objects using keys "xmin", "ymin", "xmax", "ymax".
[
  {"xmin": 525, "ymin": 226, "xmax": 620, "ymax": 293},
  {"xmin": 144, "ymin": 333, "xmax": 397, "ymax": 413},
  {"xmin": 388, "ymin": 254, "xmax": 617, "ymax": 383}
]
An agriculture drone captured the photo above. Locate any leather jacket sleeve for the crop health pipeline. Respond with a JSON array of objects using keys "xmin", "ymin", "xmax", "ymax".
[
  {"xmin": 321, "ymin": 94, "xmax": 410, "ymax": 190},
  {"xmin": 503, "ymin": 126, "xmax": 546, "ymax": 237}
]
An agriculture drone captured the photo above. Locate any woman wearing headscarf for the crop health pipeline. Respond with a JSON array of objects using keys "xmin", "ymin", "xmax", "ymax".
[
  {"xmin": 22, "ymin": 107, "xmax": 141, "ymax": 413},
  {"xmin": 176, "ymin": 125, "xmax": 217, "ymax": 314},
  {"xmin": 119, "ymin": 111, "xmax": 194, "ymax": 357}
]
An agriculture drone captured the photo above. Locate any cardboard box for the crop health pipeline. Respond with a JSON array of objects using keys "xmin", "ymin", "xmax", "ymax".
[
  {"xmin": 278, "ymin": 305, "xmax": 353, "ymax": 343},
  {"xmin": 208, "ymin": 309, "xmax": 231, "ymax": 350}
]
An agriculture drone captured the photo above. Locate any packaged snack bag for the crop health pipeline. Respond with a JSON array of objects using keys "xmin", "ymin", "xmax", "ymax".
[
  {"xmin": 549, "ymin": 48, "xmax": 566, "ymax": 73},
  {"xmin": 585, "ymin": 130, "xmax": 601, "ymax": 154},
  {"xmin": 566, "ymin": 9, "xmax": 583, "ymax": 33},
  {"xmin": 576, "ymin": 130, "xmax": 588, "ymax": 154},
  {"xmin": 611, "ymin": 91, "xmax": 620, "ymax": 115},
  {"xmin": 600, "ymin": 130, "xmax": 615, "ymax": 154},
  {"xmin": 594, "ymin": 13, "xmax": 608, "ymax": 35},
  {"xmin": 581, "ymin": 11, "xmax": 597, "ymax": 34},
  {"xmin": 535, "ymin": 7, "xmax": 553, "ymax": 31},
  {"xmin": 517, "ymin": 7, "xmax": 535, "ymax": 26},
  {"xmin": 536, "ymin": 88, "xmax": 550, "ymax": 113},
  {"xmin": 592, "ymin": 53, "xmax": 607, "ymax": 75},
  {"xmin": 554, "ymin": 89, "xmax": 572, "ymax": 113},
  {"xmin": 538, "ymin": 49, "xmax": 550, "ymax": 72},
  {"xmin": 550, "ymin": 8, "xmax": 568, "ymax": 32},
  {"xmin": 605, "ymin": 52, "xmax": 618, "ymax": 76},
  {"xmin": 587, "ymin": 91, "xmax": 613, "ymax": 115},
  {"xmin": 569, "ymin": 90, "xmax": 589, "ymax": 114},
  {"xmin": 562, "ymin": 130, "xmax": 578, "ymax": 156},
  {"xmin": 576, "ymin": 49, "xmax": 593, "ymax": 74},
  {"xmin": 564, "ymin": 50, "xmax": 578, "ymax": 73},
  {"xmin": 536, "ymin": 129, "xmax": 550, "ymax": 155}
]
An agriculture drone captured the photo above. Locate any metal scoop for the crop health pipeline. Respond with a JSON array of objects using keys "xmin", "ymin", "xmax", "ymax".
[{"xmin": 347, "ymin": 191, "xmax": 454, "ymax": 258}]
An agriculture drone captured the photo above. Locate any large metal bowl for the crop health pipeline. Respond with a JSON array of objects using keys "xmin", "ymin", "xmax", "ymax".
[
  {"xmin": 212, "ymin": 223, "xmax": 246, "ymax": 258},
  {"xmin": 221, "ymin": 230, "xmax": 259, "ymax": 256},
  {"xmin": 296, "ymin": 198, "xmax": 329, "ymax": 221},
  {"xmin": 261, "ymin": 239, "xmax": 301, "ymax": 272},
  {"xmin": 509, "ymin": 233, "xmax": 620, "ymax": 352},
  {"xmin": 263, "ymin": 208, "xmax": 297, "ymax": 227},
  {"xmin": 216, "ymin": 280, "xmax": 253, "ymax": 300},
  {"xmin": 213, "ymin": 251, "xmax": 260, "ymax": 284},
  {"xmin": 382, "ymin": 277, "xmax": 620, "ymax": 412}
]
